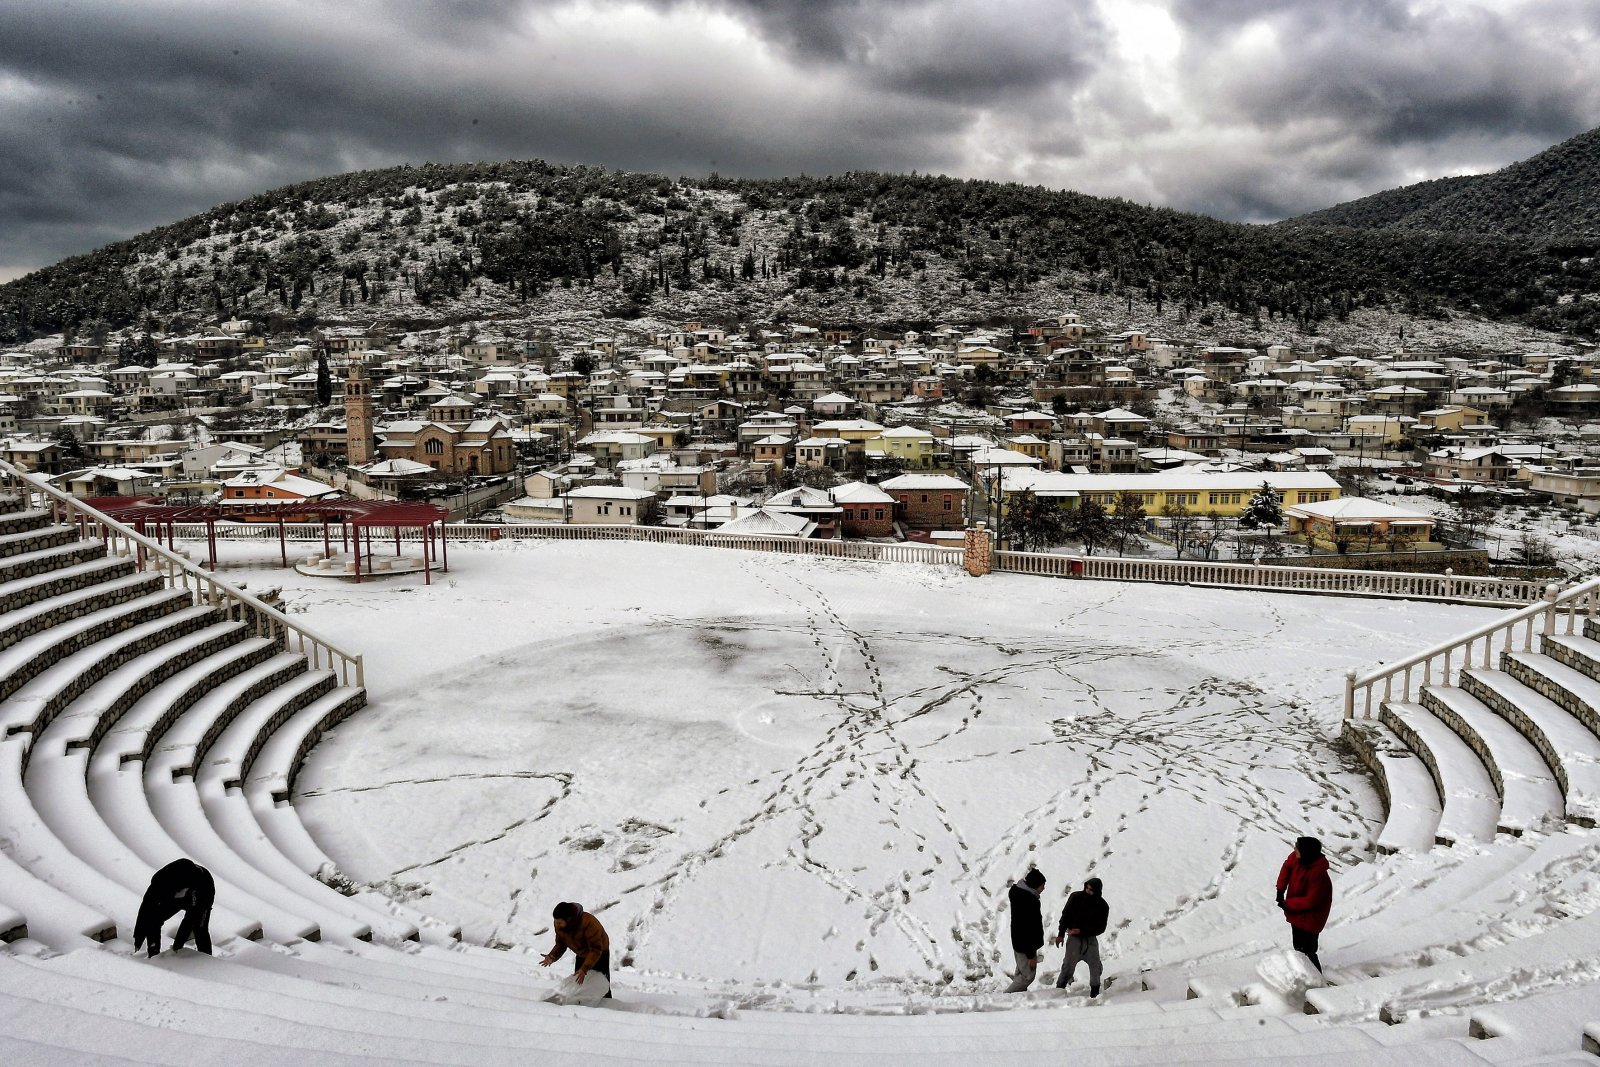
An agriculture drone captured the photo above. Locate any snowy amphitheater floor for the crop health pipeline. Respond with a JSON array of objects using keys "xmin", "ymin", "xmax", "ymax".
[
  {"xmin": 12, "ymin": 533, "xmax": 1600, "ymax": 1064},
  {"xmin": 275, "ymin": 539, "xmax": 1490, "ymax": 988}
]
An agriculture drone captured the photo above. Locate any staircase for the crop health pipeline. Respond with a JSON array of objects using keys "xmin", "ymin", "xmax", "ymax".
[{"xmin": 1344, "ymin": 579, "xmax": 1600, "ymax": 852}]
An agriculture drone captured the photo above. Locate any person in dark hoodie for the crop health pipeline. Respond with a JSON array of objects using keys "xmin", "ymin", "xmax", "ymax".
[
  {"xmin": 1277, "ymin": 836, "xmax": 1333, "ymax": 971},
  {"xmin": 1052, "ymin": 876, "xmax": 1108, "ymax": 997},
  {"xmin": 541, "ymin": 901, "xmax": 613, "ymax": 998},
  {"xmin": 1004, "ymin": 868, "xmax": 1047, "ymax": 992},
  {"xmin": 133, "ymin": 858, "xmax": 214, "ymax": 958}
]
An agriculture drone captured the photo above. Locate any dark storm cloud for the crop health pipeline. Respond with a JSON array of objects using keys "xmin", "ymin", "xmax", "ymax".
[
  {"xmin": 655, "ymin": 0, "xmax": 1111, "ymax": 106},
  {"xmin": 1, "ymin": 0, "xmax": 1597, "ymax": 279}
]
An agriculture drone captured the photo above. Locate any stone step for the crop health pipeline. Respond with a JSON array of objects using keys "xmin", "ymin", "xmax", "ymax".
[
  {"xmin": 0, "ymin": 941, "xmax": 1400, "ymax": 1062},
  {"xmin": 0, "ymin": 553, "xmax": 138, "ymax": 617},
  {"xmin": 1460, "ymin": 668, "xmax": 1600, "ymax": 826},
  {"xmin": 0, "ymin": 570, "xmax": 166, "ymax": 655},
  {"xmin": 49, "ymin": 621, "xmax": 253, "ymax": 756},
  {"xmin": 1503, "ymin": 650, "xmax": 1600, "ymax": 743},
  {"xmin": 1341, "ymin": 718, "xmax": 1442, "ymax": 852},
  {"xmin": 0, "ymin": 736, "xmax": 153, "ymax": 948},
  {"xmin": 0, "ymin": 523, "xmax": 77, "ymax": 560},
  {"xmin": 1419, "ymin": 686, "xmax": 1565, "ymax": 834},
  {"xmin": 144, "ymin": 754, "xmax": 371, "ymax": 944},
  {"xmin": 1539, "ymin": 631, "xmax": 1600, "ymax": 689},
  {"xmin": 0, "ymin": 538, "xmax": 108, "ymax": 588},
  {"xmin": 139, "ymin": 653, "xmax": 310, "ymax": 772},
  {"xmin": 0, "ymin": 508, "xmax": 53, "ymax": 538},
  {"xmin": 0, "ymin": 837, "xmax": 116, "ymax": 947},
  {"xmin": 237, "ymin": 684, "xmax": 363, "ymax": 798},
  {"xmin": 204, "ymin": 671, "xmax": 338, "ymax": 790},
  {"xmin": 0, "ymin": 589, "xmax": 195, "ymax": 711},
  {"xmin": 196, "ymin": 764, "xmax": 420, "ymax": 945},
  {"xmin": 4, "ymin": 604, "xmax": 218, "ymax": 749},
  {"xmin": 1379, "ymin": 702, "xmax": 1500, "ymax": 845},
  {"xmin": 23, "ymin": 744, "xmax": 267, "ymax": 946},
  {"xmin": 96, "ymin": 637, "xmax": 280, "ymax": 761}
]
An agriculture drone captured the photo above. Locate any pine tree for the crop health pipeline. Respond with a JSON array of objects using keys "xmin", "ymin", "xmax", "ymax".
[
  {"xmin": 1069, "ymin": 499, "xmax": 1113, "ymax": 556},
  {"xmin": 1008, "ymin": 490, "xmax": 1070, "ymax": 552},
  {"xmin": 315, "ymin": 345, "xmax": 332, "ymax": 407},
  {"xmin": 1239, "ymin": 482, "xmax": 1283, "ymax": 530}
]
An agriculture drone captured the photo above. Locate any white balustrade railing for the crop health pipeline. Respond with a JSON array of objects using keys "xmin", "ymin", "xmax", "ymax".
[
  {"xmin": 992, "ymin": 549, "xmax": 1548, "ymax": 606},
  {"xmin": 119, "ymin": 513, "xmax": 1545, "ymax": 606},
  {"xmin": 1343, "ymin": 576, "xmax": 1600, "ymax": 720},
  {"xmin": 0, "ymin": 462, "xmax": 363, "ymax": 688}
]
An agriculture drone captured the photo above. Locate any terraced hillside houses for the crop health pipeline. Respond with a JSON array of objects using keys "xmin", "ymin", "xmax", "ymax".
[{"xmin": 1, "ymin": 313, "xmax": 1598, "ymax": 555}]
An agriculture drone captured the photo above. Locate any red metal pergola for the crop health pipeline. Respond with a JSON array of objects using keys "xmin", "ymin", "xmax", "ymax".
[{"xmin": 86, "ymin": 497, "xmax": 452, "ymax": 585}]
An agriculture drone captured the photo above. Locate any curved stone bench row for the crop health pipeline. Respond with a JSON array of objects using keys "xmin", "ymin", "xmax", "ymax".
[
  {"xmin": 0, "ymin": 521, "xmax": 76, "ymax": 560},
  {"xmin": 0, "ymin": 569, "xmax": 164, "ymax": 656},
  {"xmin": 1418, "ymin": 686, "xmax": 1564, "ymax": 834},
  {"xmin": 1378, "ymin": 702, "xmax": 1498, "ymax": 846},
  {"xmin": 1305, "ymin": 902, "xmax": 1600, "ymax": 1022},
  {"xmin": 0, "ymin": 586, "xmax": 192, "ymax": 706},
  {"xmin": 1462, "ymin": 667, "xmax": 1600, "ymax": 827},
  {"xmin": 0, "ymin": 938, "xmax": 1468, "ymax": 1065},
  {"xmin": 1341, "ymin": 719, "xmax": 1442, "ymax": 853},
  {"xmin": 0, "ymin": 551, "xmax": 142, "ymax": 617},
  {"xmin": 0, "ymin": 512, "xmax": 360, "ymax": 950}
]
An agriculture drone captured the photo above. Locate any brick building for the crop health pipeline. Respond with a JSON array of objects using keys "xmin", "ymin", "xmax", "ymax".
[{"xmin": 880, "ymin": 473, "xmax": 971, "ymax": 531}]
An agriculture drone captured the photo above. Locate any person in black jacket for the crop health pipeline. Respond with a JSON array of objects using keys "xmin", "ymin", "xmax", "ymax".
[
  {"xmin": 1004, "ymin": 868, "xmax": 1047, "ymax": 992},
  {"xmin": 1052, "ymin": 877, "xmax": 1108, "ymax": 997},
  {"xmin": 133, "ymin": 859, "xmax": 214, "ymax": 958}
]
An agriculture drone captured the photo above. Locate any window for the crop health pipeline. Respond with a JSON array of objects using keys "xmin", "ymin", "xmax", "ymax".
[
  {"xmin": 874, "ymin": 508, "xmax": 885, "ymax": 520},
  {"xmin": 232, "ymin": 490, "xmax": 245, "ymax": 498},
  {"xmin": 621, "ymin": 506, "xmax": 631, "ymax": 516},
  {"xmin": 943, "ymin": 496, "xmax": 953, "ymax": 510},
  {"xmin": 424, "ymin": 439, "xmax": 444, "ymax": 455},
  {"xmin": 921, "ymin": 494, "xmax": 929, "ymax": 503}
]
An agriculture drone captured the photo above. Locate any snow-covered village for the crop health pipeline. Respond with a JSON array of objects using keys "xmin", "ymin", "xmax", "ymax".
[{"xmin": 3, "ymin": 0, "xmax": 1600, "ymax": 1064}]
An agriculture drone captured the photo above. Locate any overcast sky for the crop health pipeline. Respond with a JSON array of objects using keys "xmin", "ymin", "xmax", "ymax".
[{"xmin": 2, "ymin": 0, "xmax": 1598, "ymax": 282}]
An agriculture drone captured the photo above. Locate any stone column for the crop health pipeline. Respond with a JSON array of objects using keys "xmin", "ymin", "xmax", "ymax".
[{"xmin": 964, "ymin": 522, "xmax": 993, "ymax": 577}]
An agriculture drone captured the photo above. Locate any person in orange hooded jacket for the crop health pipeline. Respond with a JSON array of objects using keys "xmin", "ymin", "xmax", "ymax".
[
  {"xmin": 1276, "ymin": 836, "xmax": 1332, "ymax": 970},
  {"xmin": 540, "ymin": 901, "xmax": 612, "ymax": 998}
]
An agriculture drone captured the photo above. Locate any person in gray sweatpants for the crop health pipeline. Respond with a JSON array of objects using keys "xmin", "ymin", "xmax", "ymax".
[{"xmin": 1053, "ymin": 877, "xmax": 1109, "ymax": 997}]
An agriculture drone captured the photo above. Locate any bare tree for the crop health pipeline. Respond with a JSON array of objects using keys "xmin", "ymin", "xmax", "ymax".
[
  {"xmin": 1111, "ymin": 491, "xmax": 1148, "ymax": 555},
  {"xmin": 1162, "ymin": 499, "xmax": 1200, "ymax": 559}
]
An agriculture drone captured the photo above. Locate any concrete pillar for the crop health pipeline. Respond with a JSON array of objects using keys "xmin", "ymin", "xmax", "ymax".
[{"xmin": 964, "ymin": 522, "xmax": 993, "ymax": 577}]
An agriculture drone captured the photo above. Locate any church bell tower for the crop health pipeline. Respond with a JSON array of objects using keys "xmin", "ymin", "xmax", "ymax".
[{"xmin": 344, "ymin": 360, "xmax": 375, "ymax": 467}]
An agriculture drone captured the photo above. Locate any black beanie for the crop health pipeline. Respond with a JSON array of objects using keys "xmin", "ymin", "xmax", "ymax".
[
  {"xmin": 552, "ymin": 902, "xmax": 581, "ymax": 923},
  {"xmin": 1084, "ymin": 877, "xmax": 1103, "ymax": 894},
  {"xmin": 1024, "ymin": 868, "xmax": 1046, "ymax": 889}
]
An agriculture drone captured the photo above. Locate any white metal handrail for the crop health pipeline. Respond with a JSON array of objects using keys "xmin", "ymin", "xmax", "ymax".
[
  {"xmin": 0, "ymin": 461, "xmax": 363, "ymax": 688},
  {"xmin": 1342, "ymin": 576, "xmax": 1600, "ymax": 720}
]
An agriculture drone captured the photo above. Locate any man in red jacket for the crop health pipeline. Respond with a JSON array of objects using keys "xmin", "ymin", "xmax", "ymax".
[{"xmin": 1277, "ymin": 836, "xmax": 1332, "ymax": 970}]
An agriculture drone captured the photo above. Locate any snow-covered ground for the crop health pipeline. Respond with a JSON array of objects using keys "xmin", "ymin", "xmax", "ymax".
[{"xmin": 200, "ymin": 538, "xmax": 1503, "ymax": 992}]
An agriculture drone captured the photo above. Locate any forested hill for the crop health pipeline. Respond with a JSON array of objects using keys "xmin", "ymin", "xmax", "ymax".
[
  {"xmin": 1282, "ymin": 126, "xmax": 1600, "ymax": 242},
  {"xmin": 3, "ymin": 157, "xmax": 1599, "ymax": 346},
  {"xmin": 1280, "ymin": 175, "xmax": 1484, "ymax": 232}
]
